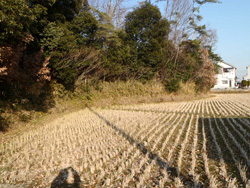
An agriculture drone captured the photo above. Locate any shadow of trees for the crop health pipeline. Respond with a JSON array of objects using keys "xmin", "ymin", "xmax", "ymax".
[
  {"xmin": 0, "ymin": 114, "xmax": 9, "ymax": 132},
  {"xmin": 0, "ymin": 83, "xmax": 55, "ymax": 132},
  {"xmin": 50, "ymin": 112, "xmax": 249, "ymax": 187},
  {"xmin": 201, "ymin": 117, "xmax": 250, "ymax": 187},
  {"xmin": 88, "ymin": 107, "xmax": 194, "ymax": 187}
]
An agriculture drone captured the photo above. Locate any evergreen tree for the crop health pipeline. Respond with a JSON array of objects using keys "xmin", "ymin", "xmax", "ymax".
[
  {"xmin": 125, "ymin": 1, "xmax": 169, "ymax": 80},
  {"xmin": 0, "ymin": 0, "xmax": 46, "ymax": 45},
  {"xmin": 46, "ymin": 0, "xmax": 83, "ymax": 22},
  {"xmin": 71, "ymin": 11, "xmax": 98, "ymax": 45}
]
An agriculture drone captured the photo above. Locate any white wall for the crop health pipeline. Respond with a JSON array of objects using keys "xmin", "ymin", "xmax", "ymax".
[
  {"xmin": 213, "ymin": 75, "xmax": 236, "ymax": 89},
  {"xmin": 213, "ymin": 66, "xmax": 236, "ymax": 89},
  {"xmin": 243, "ymin": 66, "xmax": 250, "ymax": 80}
]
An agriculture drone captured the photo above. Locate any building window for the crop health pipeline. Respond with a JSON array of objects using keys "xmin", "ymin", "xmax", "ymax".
[
  {"xmin": 222, "ymin": 80, "xmax": 228, "ymax": 84},
  {"xmin": 223, "ymin": 68, "xmax": 232, "ymax": 73}
]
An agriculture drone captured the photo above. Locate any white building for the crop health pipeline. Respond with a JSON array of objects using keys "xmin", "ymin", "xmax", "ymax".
[
  {"xmin": 213, "ymin": 62, "xmax": 237, "ymax": 89},
  {"xmin": 243, "ymin": 65, "xmax": 250, "ymax": 81}
]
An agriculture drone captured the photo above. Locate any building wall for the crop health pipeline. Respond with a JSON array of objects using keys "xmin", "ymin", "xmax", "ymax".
[
  {"xmin": 213, "ymin": 66, "xmax": 236, "ymax": 89},
  {"xmin": 243, "ymin": 66, "xmax": 250, "ymax": 80}
]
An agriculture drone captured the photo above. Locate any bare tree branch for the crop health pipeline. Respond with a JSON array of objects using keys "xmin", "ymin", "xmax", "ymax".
[{"xmin": 89, "ymin": 0, "xmax": 129, "ymax": 29}]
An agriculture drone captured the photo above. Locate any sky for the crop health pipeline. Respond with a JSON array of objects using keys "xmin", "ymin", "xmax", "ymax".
[
  {"xmin": 199, "ymin": 0, "xmax": 250, "ymax": 81},
  {"xmin": 126, "ymin": 0, "xmax": 250, "ymax": 81}
]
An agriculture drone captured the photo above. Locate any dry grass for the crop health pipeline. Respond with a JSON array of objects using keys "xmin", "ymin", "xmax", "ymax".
[
  {"xmin": 177, "ymin": 81, "xmax": 197, "ymax": 95},
  {"xmin": 87, "ymin": 80, "xmax": 209, "ymax": 107},
  {"xmin": 211, "ymin": 89, "xmax": 250, "ymax": 94},
  {"xmin": 0, "ymin": 80, "xmax": 208, "ymax": 137},
  {"xmin": 0, "ymin": 93, "xmax": 249, "ymax": 187}
]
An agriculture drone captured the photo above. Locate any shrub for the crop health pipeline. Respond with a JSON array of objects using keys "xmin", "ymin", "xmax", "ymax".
[
  {"xmin": 242, "ymin": 80, "xmax": 247, "ymax": 87},
  {"xmin": 247, "ymin": 81, "xmax": 250, "ymax": 87},
  {"xmin": 164, "ymin": 78, "xmax": 181, "ymax": 93},
  {"xmin": 178, "ymin": 81, "xmax": 196, "ymax": 95}
]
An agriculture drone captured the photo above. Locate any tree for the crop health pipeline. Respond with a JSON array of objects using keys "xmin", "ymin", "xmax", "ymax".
[
  {"xmin": 125, "ymin": 1, "xmax": 169, "ymax": 80},
  {"xmin": 91, "ymin": 8, "xmax": 118, "ymax": 48},
  {"xmin": 0, "ymin": 0, "xmax": 88, "ymax": 94},
  {"xmin": 247, "ymin": 81, "xmax": 250, "ymax": 87},
  {"xmin": 71, "ymin": 11, "xmax": 98, "ymax": 45},
  {"xmin": 156, "ymin": 0, "xmax": 193, "ymax": 45},
  {"xmin": 0, "ymin": 0, "xmax": 52, "ymax": 99},
  {"xmin": 100, "ymin": 30, "xmax": 135, "ymax": 81},
  {"xmin": 194, "ymin": 48, "xmax": 216, "ymax": 91},
  {"xmin": 46, "ymin": 0, "xmax": 83, "ymax": 22},
  {"xmin": 157, "ymin": 0, "xmax": 220, "ymax": 43},
  {"xmin": 242, "ymin": 80, "xmax": 247, "ymax": 88},
  {"xmin": 0, "ymin": 0, "xmax": 46, "ymax": 45},
  {"xmin": 89, "ymin": 0, "xmax": 128, "ymax": 29}
]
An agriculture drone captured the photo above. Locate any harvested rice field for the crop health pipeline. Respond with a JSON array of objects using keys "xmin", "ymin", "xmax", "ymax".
[{"xmin": 0, "ymin": 93, "xmax": 249, "ymax": 187}]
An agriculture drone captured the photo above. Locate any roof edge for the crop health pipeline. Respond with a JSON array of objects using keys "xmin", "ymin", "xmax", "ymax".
[{"xmin": 217, "ymin": 61, "xmax": 236, "ymax": 69}]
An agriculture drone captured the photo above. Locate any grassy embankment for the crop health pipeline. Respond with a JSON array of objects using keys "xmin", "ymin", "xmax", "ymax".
[{"xmin": 0, "ymin": 80, "xmax": 209, "ymax": 137}]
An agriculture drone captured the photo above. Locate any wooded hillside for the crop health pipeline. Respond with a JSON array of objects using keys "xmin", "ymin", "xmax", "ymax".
[{"xmin": 0, "ymin": 0, "xmax": 221, "ymax": 130}]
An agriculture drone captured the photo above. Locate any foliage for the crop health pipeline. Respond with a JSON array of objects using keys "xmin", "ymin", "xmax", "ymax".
[
  {"xmin": 164, "ymin": 78, "xmax": 181, "ymax": 93},
  {"xmin": 0, "ymin": 0, "xmax": 221, "ymax": 128},
  {"xmin": 40, "ymin": 22, "xmax": 65, "ymax": 52},
  {"xmin": 191, "ymin": 0, "xmax": 221, "ymax": 39},
  {"xmin": 125, "ymin": 1, "xmax": 169, "ymax": 80},
  {"xmin": 101, "ymin": 39, "xmax": 132, "ymax": 81},
  {"xmin": 206, "ymin": 45, "xmax": 222, "ymax": 62},
  {"xmin": 242, "ymin": 80, "xmax": 247, "ymax": 87},
  {"xmin": 45, "ymin": 0, "xmax": 83, "ymax": 22},
  {"xmin": 194, "ymin": 48, "xmax": 216, "ymax": 91},
  {"xmin": 0, "ymin": 0, "xmax": 46, "ymax": 45},
  {"xmin": 71, "ymin": 11, "xmax": 98, "ymax": 45}
]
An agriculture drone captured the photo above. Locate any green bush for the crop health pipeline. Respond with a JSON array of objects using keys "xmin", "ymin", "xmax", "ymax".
[
  {"xmin": 247, "ymin": 80, "xmax": 250, "ymax": 87},
  {"xmin": 164, "ymin": 78, "xmax": 181, "ymax": 93},
  {"xmin": 242, "ymin": 80, "xmax": 247, "ymax": 87}
]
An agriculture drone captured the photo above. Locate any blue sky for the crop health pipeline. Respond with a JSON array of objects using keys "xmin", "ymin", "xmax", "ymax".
[
  {"xmin": 126, "ymin": 0, "xmax": 250, "ymax": 80},
  {"xmin": 199, "ymin": 0, "xmax": 250, "ymax": 80}
]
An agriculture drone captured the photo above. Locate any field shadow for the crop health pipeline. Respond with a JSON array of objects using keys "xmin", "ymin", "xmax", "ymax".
[
  {"xmin": 51, "ymin": 167, "xmax": 81, "ymax": 188},
  {"xmin": 88, "ymin": 107, "xmax": 196, "ymax": 187},
  {"xmin": 201, "ymin": 117, "xmax": 250, "ymax": 186},
  {"xmin": 0, "ymin": 83, "xmax": 55, "ymax": 132},
  {"xmin": 0, "ymin": 115, "xmax": 9, "ymax": 132}
]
